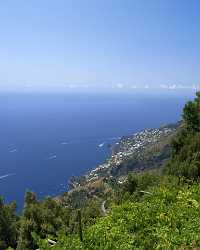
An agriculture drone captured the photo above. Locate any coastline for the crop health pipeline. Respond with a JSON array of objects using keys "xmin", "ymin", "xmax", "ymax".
[{"xmin": 68, "ymin": 122, "xmax": 179, "ymax": 192}]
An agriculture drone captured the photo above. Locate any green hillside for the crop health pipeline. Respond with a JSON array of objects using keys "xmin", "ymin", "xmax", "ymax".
[
  {"xmin": 1, "ymin": 92, "xmax": 200, "ymax": 250},
  {"xmin": 36, "ymin": 179, "xmax": 200, "ymax": 249}
]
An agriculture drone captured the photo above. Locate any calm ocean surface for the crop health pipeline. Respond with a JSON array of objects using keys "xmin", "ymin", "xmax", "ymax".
[{"xmin": 0, "ymin": 90, "xmax": 195, "ymax": 210}]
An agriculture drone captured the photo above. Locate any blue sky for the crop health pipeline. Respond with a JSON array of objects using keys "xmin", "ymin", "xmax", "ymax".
[{"xmin": 0, "ymin": 0, "xmax": 200, "ymax": 91}]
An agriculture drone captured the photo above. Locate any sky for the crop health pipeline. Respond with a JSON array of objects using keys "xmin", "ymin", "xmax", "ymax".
[{"xmin": 0, "ymin": 0, "xmax": 200, "ymax": 92}]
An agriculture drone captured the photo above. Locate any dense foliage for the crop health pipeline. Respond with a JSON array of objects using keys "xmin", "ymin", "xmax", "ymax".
[
  {"xmin": 1, "ymin": 92, "xmax": 200, "ymax": 249},
  {"xmin": 16, "ymin": 192, "xmax": 101, "ymax": 250},
  {"xmin": 37, "ymin": 178, "xmax": 200, "ymax": 249},
  {"xmin": 0, "ymin": 198, "xmax": 18, "ymax": 249},
  {"xmin": 16, "ymin": 192, "xmax": 73, "ymax": 250},
  {"xmin": 166, "ymin": 92, "xmax": 200, "ymax": 179}
]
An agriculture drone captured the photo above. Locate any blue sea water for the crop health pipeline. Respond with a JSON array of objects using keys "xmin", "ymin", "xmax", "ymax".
[{"xmin": 0, "ymin": 90, "xmax": 195, "ymax": 210}]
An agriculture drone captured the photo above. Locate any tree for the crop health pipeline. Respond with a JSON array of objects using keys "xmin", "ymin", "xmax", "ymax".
[
  {"xmin": 183, "ymin": 91, "xmax": 200, "ymax": 133},
  {"xmin": 17, "ymin": 192, "xmax": 72, "ymax": 250},
  {"xmin": 0, "ymin": 197, "xmax": 19, "ymax": 250},
  {"xmin": 165, "ymin": 92, "xmax": 200, "ymax": 179}
]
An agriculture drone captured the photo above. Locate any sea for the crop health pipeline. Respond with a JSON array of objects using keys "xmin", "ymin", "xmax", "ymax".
[{"xmin": 0, "ymin": 89, "xmax": 195, "ymax": 210}]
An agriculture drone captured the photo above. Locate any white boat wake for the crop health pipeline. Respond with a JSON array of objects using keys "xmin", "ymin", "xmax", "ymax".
[
  {"xmin": 107, "ymin": 137, "xmax": 121, "ymax": 140},
  {"xmin": 48, "ymin": 155, "xmax": 57, "ymax": 160},
  {"xmin": 61, "ymin": 142, "xmax": 69, "ymax": 145},
  {"xmin": 9, "ymin": 149, "xmax": 18, "ymax": 153},
  {"xmin": 60, "ymin": 136, "xmax": 120, "ymax": 145},
  {"xmin": 0, "ymin": 173, "xmax": 16, "ymax": 180},
  {"xmin": 98, "ymin": 142, "xmax": 105, "ymax": 148}
]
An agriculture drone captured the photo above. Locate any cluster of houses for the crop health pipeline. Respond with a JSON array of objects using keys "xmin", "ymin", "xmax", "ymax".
[{"xmin": 84, "ymin": 125, "xmax": 176, "ymax": 183}]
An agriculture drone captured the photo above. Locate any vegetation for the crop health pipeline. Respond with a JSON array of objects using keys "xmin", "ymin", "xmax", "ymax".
[
  {"xmin": 165, "ymin": 92, "xmax": 200, "ymax": 179},
  {"xmin": 16, "ymin": 192, "xmax": 73, "ymax": 250},
  {"xmin": 1, "ymin": 92, "xmax": 200, "ymax": 249},
  {"xmin": 36, "ymin": 178, "xmax": 200, "ymax": 249},
  {"xmin": 0, "ymin": 198, "xmax": 18, "ymax": 250}
]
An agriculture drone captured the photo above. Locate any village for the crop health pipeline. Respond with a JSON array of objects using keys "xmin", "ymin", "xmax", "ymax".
[{"xmin": 83, "ymin": 124, "xmax": 178, "ymax": 184}]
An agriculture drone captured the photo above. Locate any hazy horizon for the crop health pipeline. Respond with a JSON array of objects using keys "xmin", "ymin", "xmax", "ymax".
[
  {"xmin": 0, "ymin": 0, "xmax": 200, "ymax": 91},
  {"xmin": 0, "ymin": 83, "xmax": 199, "ymax": 94}
]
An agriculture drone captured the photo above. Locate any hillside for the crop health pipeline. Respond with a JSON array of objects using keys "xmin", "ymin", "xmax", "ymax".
[
  {"xmin": 37, "ymin": 179, "xmax": 200, "ymax": 249},
  {"xmin": 62, "ymin": 122, "xmax": 178, "ymax": 209},
  {"xmin": 35, "ymin": 92, "xmax": 200, "ymax": 250},
  {"xmin": 1, "ymin": 92, "xmax": 200, "ymax": 250}
]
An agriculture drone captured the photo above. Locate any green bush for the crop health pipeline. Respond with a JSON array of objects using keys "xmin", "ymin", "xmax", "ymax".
[{"xmin": 37, "ymin": 182, "xmax": 200, "ymax": 249}]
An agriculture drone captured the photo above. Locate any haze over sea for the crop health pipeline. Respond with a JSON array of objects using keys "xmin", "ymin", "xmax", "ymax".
[{"xmin": 0, "ymin": 90, "xmax": 195, "ymax": 210}]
